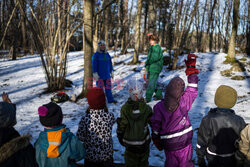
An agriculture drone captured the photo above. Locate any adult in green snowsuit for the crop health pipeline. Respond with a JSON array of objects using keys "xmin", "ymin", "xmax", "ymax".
[
  {"xmin": 145, "ymin": 34, "xmax": 163, "ymax": 102},
  {"xmin": 117, "ymin": 79, "xmax": 153, "ymax": 167}
]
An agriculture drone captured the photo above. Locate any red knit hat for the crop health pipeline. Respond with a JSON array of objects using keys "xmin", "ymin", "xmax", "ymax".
[{"xmin": 87, "ymin": 87, "xmax": 106, "ymax": 109}]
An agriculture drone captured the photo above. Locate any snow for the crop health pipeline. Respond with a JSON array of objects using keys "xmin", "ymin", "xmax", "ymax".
[{"xmin": 0, "ymin": 50, "xmax": 249, "ymax": 166}]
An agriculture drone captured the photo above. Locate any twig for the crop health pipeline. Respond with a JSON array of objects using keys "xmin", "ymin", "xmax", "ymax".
[{"xmin": 0, "ymin": 2, "xmax": 18, "ymax": 47}]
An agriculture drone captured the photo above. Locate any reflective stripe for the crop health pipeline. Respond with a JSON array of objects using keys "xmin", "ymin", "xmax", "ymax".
[
  {"xmin": 123, "ymin": 135, "xmax": 150, "ymax": 145},
  {"xmin": 187, "ymin": 83, "xmax": 197, "ymax": 87},
  {"xmin": 207, "ymin": 148, "xmax": 234, "ymax": 157},
  {"xmin": 49, "ymin": 142, "xmax": 61, "ymax": 146},
  {"xmin": 133, "ymin": 110, "xmax": 140, "ymax": 114},
  {"xmin": 196, "ymin": 144, "xmax": 201, "ymax": 149},
  {"xmin": 160, "ymin": 126, "xmax": 193, "ymax": 139},
  {"xmin": 153, "ymin": 131, "xmax": 159, "ymax": 135}
]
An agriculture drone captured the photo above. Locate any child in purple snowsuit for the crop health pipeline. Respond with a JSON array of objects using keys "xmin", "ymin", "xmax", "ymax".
[{"xmin": 150, "ymin": 73, "xmax": 198, "ymax": 167}]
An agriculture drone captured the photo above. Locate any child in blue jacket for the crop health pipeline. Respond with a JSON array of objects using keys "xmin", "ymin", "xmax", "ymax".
[
  {"xmin": 92, "ymin": 40, "xmax": 116, "ymax": 103},
  {"xmin": 35, "ymin": 102, "xmax": 85, "ymax": 167}
]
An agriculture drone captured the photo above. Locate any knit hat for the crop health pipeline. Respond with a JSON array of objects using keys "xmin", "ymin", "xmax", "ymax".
[
  {"xmin": 164, "ymin": 77, "xmax": 185, "ymax": 112},
  {"xmin": 87, "ymin": 87, "xmax": 106, "ymax": 109},
  {"xmin": 0, "ymin": 102, "xmax": 16, "ymax": 127},
  {"xmin": 214, "ymin": 85, "xmax": 237, "ymax": 108},
  {"xmin": 128, "ymin": 79, "xmax": 144, "ymax": 101},
  {"xmin": 38, "ymin": 102, "xmax": 63, "ymax": 127}
]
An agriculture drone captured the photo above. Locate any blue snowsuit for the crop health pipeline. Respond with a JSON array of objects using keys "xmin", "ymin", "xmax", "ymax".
[{"xmin": 92, "ymin": 51, "xmax": 114, "ymax": 102}]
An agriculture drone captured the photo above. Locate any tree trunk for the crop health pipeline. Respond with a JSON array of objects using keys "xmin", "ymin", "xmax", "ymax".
[
  {"xmin": 121, "ymin": 0, "xmax": 128, "ymax": 54},
  {"xmin": 172, "ymin": 0, "xmax": 200, "ymax": 70},
  {"xmin": 20, "ymin": 0, "xmax": 27, "ymax": 54},
  {"xmin": 103, "ymin": 0, "xmax": 109, "ymax": 47},
  {"xmin": 247, "ymin": 0, "xmax": 250, "ymax": 55},
  {"xmin": 140, "ymin": 0, "xmax": 148, "ymax": 53},
  {"xmin": 148, "ymin": 0, "xmax": 156, "ymax": 33},
  {"xmin": 131, "ymin": 0, "xmax": 142, "ymax": 64},
  {"xmin": 81, "ymin": 0, "xmax": 94, "ymax": 97},
  {"xmin": 93, "ymin": 13, "xmax": 99, "ymax": 52},
  {"xmin": 227, "ymin": 0, "xmax": 240, "ymax": 62},
  {"xmin": 200, "ymin": 0, "xmax": 209, "ymax": 52}
]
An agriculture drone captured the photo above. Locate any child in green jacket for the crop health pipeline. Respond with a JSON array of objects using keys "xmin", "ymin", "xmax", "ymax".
[
  {"xmin": 145, "ymin": 34, "xmax": 163, "ymax": 103},
  {"xmin": 117, "ymin": 79, "xmax": 153, "ymax": 167}
]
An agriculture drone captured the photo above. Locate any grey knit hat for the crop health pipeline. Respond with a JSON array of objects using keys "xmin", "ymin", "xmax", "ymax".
[{"xmin": 0, "ymin": 102, "xmax": 17, "ymax": 127}]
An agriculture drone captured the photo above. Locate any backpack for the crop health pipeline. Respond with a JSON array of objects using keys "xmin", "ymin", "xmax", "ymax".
[{"xmin": 51, "ymin": 91, "xmax": 69, "ymax": 103}]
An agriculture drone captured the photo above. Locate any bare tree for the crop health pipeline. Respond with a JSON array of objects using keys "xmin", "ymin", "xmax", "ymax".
[
  {"xmin": 227, "ymin": 0, "xmax": 240, "ymax": 62},
  {"xmin": 172, "ymin": 0, "xmax": 200, "ymax": 70},
  {"xmin": 131, "ymin": 0, "xmax": 142, "ymax": 64},
  {"xmin": 121, "ymin": 0, "xmax": 129, "ymax": 54},
  {"xmin": 80, "ymin": 0, "xmax": 94, "ymax": 97}
]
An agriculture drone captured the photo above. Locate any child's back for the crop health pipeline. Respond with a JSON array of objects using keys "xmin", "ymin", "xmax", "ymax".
[
  {"xmin": 77, "ymin": 87, "xmax": 115, "ymax": 167},
  {"xmin": 118, "ymin": 98, "xmax": 152, "ymax": 152},
  {"xmin": 151, "ymin": 74, "xmax": 198, "ymax": 167},
  {"xmin": 35, "ymin": 102, "xmax": 85, "ymax": 167},
  {"xmin": 35, "ymin": 125, "xmax": 85, "ymax": 167},
  {"xmin": 117, "ymin": 79, "xmax": 152, "ymax": 167}
]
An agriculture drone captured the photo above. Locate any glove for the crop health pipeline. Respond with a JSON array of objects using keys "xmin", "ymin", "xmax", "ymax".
[
  {"xmin": 152, "ymin": 133, "xmax": 163, "ymax": 151},
  {"xmin": 197, "ymin": 157, "xmax": 206, "ymax": 167},
  {"xmin": 93, "ymin": 72, "xmax": 99, "ymax": 81},
  {"xmin": 185, "ymin": 54, "xmax": 199, "ymax": 75}
]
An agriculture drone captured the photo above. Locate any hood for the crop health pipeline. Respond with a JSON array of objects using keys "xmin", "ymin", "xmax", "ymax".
[
  {"xmin": 0, "ymin": 135, "xmax": 31, "ymax": 163},
  {"xmin": 38, "ymin": 125, "xmax": 71, "ymax": 158},
  {"xmin": 125, "ymin": 99, "xmax": 147, "ymax": 120},
  {"xmin": 209, "ymin": 107, "xmax": 235, "ymax": 114},
  {"xmin": 164, "ymin": 77, "xmax": 185, "ymax": 112}
]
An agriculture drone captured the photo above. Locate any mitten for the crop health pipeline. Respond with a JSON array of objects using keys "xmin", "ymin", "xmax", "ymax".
[
  {"xmin": 152, "ymin": 133, "xmax": 163, "ymax": 151},
  {"xmin": 185, "ymin": 54, "xmax": 199, "ymax": 75},
  {"xmin": 93, "ymin": 72, "xmax": 99, "ymax": 80}
]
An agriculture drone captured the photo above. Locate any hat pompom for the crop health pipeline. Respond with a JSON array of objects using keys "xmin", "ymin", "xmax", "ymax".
[{"xmin": 38, "ymin": 106, "xmax": 49, "ymax": 117}]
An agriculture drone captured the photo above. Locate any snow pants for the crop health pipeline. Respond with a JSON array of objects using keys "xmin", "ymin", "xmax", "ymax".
[
  {"xmin": 164, "ymin": 144, "xmax": 193, "ymax": 167},
  {"xmin": 124, "ymin": 149, "xmax": 149, "ymax": 167},
  {"xmin": 146, "ymin": 72, "xmax": 162, "ymax": 102},
  {"xmin": 96, "ymin": 79, "xmax": 114, "ymax": 103}
]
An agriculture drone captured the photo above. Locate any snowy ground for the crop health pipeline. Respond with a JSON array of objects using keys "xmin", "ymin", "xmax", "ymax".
[{"xmin": 0, "ymin": 50, "xmax": 249, "ymax": 166}]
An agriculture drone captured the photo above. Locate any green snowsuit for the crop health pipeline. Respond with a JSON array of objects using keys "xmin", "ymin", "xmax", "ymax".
[
  {"xmin": 117, "ymin": 99, "xmax": 153, "ymax": 167},
  {"xmin": 145, "ymin": 44, "xmax": 164, "ymax": 102}
]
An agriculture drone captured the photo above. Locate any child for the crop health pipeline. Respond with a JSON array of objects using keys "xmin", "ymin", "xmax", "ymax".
[
  {"xmin": 0, "ymin": 92, "xmax": 37, "ymax": 167},
  {"xmin": 35, "ymin": 102, "xmax": 85, "ymax": 167},
  {"xmin": 92, "ymin": 40, "xmax": 117, "ymax": 103},
  {"xmin": 236, "ymin": 124, "xmax": 250, "ymax": 167},
  {"xmin": 117, "ymin": 79, "xmax": 153, "ymax": 167},
  {"xmin": 145, "ymin": 34, "xmax": 163, "ymax": 103},
  {"xmin": 196, "ymin": 85, "xmax": 246, "ymax": 167},
  {"xmin": 150, "ymin": 55, "xmax": 199, "ymax": 167},
  {"xmin": 77, "ymin": 87, "xmax": 115, "ymax": 167}
]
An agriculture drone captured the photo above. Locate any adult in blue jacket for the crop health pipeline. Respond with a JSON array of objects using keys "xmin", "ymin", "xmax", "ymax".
[{"xmin": 92, "ymin": 40, "xmax": 116, "ymax": 103}]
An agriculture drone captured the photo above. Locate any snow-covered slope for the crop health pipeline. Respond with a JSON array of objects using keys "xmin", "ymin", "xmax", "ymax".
[{"xmin": 0, "ymin": 50, "xmax": 249, "ymax": 166}]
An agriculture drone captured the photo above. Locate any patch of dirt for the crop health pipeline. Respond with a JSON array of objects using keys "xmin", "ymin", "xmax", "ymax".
[
  {"xmin": 230, "ymin": 62, "xmax": 246, "ymax": 72},
  {"xmin": 231, "ymin": 75, "xmax": 246, "ymax": 80},
  {"xmin": 220, "ymin": 69, "xmax": 233, "ymax": 77}
]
